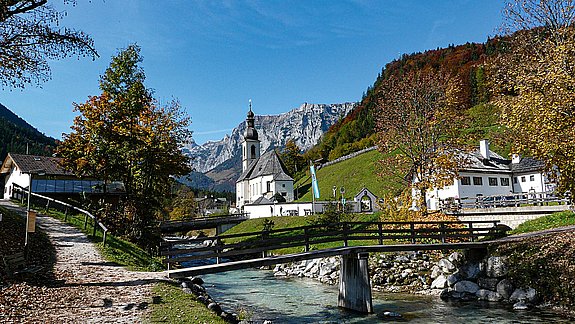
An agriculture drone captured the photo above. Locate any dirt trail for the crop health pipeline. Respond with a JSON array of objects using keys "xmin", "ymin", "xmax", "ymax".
[{"xmin": 0, "ymin": 200, "xmax": 168, "ymax": 323}]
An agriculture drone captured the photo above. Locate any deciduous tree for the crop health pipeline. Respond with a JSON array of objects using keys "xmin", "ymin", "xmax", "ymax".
[
  {"xmin": 57, "ymin": 44, "xmax": 191, "ymax": 245},
  {"xmin": 493, "ymin": 0, "xmax": 575, "ymax": 193},
  {"xmin": 375, "ymin": 69, "xmax": 467, "ymax": 211},
  {"xmin": 0, "ymin": 0, "xmax": 97, "ymax": 88},
  {"xmin": 280, "ymin": 139, "xmax": 305, "ymax": 179}
]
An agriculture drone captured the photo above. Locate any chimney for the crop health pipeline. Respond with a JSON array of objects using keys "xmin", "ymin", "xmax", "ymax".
[
  {"xmin": 479, "ymin": 140, "xmax": 490, "ymax": 160},
  {"xmin": 512, "ymin": 154, "xmax": 521, "ymax": 164}
]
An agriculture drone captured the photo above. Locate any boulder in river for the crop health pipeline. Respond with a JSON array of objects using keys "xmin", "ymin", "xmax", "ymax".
[
  {"xmin": 454, "ymin": 280, "xmax": 480, "ymax": 294},
  {"xmin": 477, "ymin": 277, "xmax": 499, "ymax": 291},
  {"xmin": 431, "ymin": 275, "xmax": 448, "ymax": 289},
  {"xmin": 510, "ymin": 287, "xmax": 537, "ymax": 303},
  {"xmin": 496, "ymin": 279, "xmax": 514, "ymax": 300},
  {"xmin": 485, "ymin": 256, "xmax": 508, "ymax": 278},
  {"xmin": 476, "ymin": 289, "xmax": 503, "ymax": 302}
]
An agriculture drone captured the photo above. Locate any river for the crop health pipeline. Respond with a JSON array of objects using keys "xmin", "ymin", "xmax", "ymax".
[{"xmin": 202, "ymin": 268, "xmax": 569, "ymax": 323}]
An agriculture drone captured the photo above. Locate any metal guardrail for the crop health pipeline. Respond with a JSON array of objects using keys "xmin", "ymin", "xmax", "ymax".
[
  {"xmin": 12, "ymin": 184, "xmax": 109, "ymax": 246},
  {"xmin": 161, "ymin": 220, "xmax": 503, "ymax": 268}
]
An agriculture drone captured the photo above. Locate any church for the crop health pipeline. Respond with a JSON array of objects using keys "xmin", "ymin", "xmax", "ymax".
[{"xmin": 235, "ymin": 102, "xmax": 294, "ymax": 210}]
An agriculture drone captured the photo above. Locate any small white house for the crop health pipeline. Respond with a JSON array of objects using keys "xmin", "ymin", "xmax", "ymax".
[
  {"xmin": 1, "ymin": 153, "xmax": 123, "ymax": 200},
  {"xmin": 423, "ymin": 140, "xmax": 547, "ymax": 210}
]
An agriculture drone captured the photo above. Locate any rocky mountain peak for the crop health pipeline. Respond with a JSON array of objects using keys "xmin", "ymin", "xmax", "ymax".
[{"xmin": 184, "ymin": 102, "xmax": 355, "ymax": 190}]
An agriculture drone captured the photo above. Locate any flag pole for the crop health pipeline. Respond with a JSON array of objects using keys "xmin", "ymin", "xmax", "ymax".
[{"xmin": 311, "ymin": 161, "xmax": 315, "ymax": 214}]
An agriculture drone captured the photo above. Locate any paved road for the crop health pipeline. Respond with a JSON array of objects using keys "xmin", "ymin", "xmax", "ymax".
[{"xmin": 0, "ymin": 200, "xmax": 168, "ymax": 323}]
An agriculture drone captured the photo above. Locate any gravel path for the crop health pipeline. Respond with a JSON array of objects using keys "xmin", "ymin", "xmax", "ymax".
[{"xmin": 0, "ymin": 200, "xmax": 168, "ymax": 323}]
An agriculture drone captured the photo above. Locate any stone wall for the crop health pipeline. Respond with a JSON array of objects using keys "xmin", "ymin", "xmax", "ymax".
[{"xmin": 456, "ymin": 205, "xmax": 571, "ymax": 229}]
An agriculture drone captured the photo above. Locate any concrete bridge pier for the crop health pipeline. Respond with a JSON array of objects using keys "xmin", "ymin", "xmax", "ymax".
[{"xmin": 338, "ymin": 252, "xmax": 373, "ymax": 313}]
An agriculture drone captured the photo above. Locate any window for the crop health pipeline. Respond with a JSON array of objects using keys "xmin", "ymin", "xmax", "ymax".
[
  {"xmin": 521, "ymin": 176, "xmax": 526, "ymax": 182},
  {"xmin": 488, "ymin": 177, "xmax": 498, "ymax": 186},
  {"xmin": 473, "ymin": 177, "xmax": 483, "ymax": 186},
  {"xmin": 250, "ymin": 145, "xmax": 256, "ymax": 159},
  {"xmin": 530, "ymin": 175, "xmax": 535, "ymax": 181},
  {"xmin": 281, "ymin": 192, "xmax": 287, "ymax": 197},
  {"xmin": 501, "ymin": 178, "xmax": 510, "ymax": 186},
  {"xmin": 282, "ymin": 184, "xmax": 285, "ymax": 188},
  {"xmin": 513, "ymin": 177, "xmax": 518, "ymax": 184},
  {"xmin": 266, "ymin": 181, "xmax": 271, "ymax": 192},
  {"xmin": 461, "ymin": 176, "xmax": 471, "ymax": 185}
]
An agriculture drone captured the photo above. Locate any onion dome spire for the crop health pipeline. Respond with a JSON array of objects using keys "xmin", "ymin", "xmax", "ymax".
[{"xmin": 245, "ymin": 99, "xmax": 258, "ymax": 140}]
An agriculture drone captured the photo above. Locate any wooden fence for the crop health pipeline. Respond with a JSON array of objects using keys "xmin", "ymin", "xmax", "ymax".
[{"xmin": 161, "ymin": 220, "xmax": 503, "ymax": 269}]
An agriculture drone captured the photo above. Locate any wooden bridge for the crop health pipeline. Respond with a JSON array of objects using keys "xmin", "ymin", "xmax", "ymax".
[
  {"xmin": 161, "ymin": 220, "xmax": 506, "ymax": 313},
  {"xmin": 158, "ymin": 213, "xmax": 249, "ymax": 234}
]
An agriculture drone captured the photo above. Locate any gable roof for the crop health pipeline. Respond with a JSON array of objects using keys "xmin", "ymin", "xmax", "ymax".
[
  {"xmin": 511, "ymin": 157, "xmax": 546, "ymax": 174},
  {"xmin": 463, "ymin": 149, "xmax": 511, "ymax": 173},
  {"xmin": 0, "ymin": 153, "xmax": 74, "ymax": 176},
  {"xmin": 237, "ymin": 150, "xmax": 293, "ymax": 182}
]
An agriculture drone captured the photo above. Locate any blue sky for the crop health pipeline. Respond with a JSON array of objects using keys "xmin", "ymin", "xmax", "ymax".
[{"xmin": 1, "ymin": 0, "xmax": 503, "ymax": 144}]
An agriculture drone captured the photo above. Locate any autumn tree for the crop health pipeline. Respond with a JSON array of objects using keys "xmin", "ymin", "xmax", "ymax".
[
  {"xmin": 57, "ymin": 44, "xmax": 191, "ymax": 245},
  {"xmin": 375, "ymin": 69, "xmax": 467, "ymax": 211},
  {"xmin": 0, "ymin": 0, "xmax": 97, "ymax": 88},
  {"xmin": 493, "ymin": 0, "xmax": 575, "ymax": 193},
  {"xmin": 280, "ymin": 139, "xmax": 305, "ymax": 179}
]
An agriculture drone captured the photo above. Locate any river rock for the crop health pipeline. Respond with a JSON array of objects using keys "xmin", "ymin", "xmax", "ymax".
[
  {"xmin": 476, "ymin": 289, "xmax": 503, "ymax": 302},
  {"xmin": 304, "ymin": 259, "xmax": 318, "ymax": 273},
  {"xmin": 513, "ymin": 301, "xmax": 531, "ymax": 310},
  {"xmin": 496, "ymin": 279, "xmax": 514, "ymax": 300},
  {"xmin": 319, "ymin": 263, "xmax": 336, "ymax": 277},
  {"xmin": 431, "ymin": 275, "xmax": 448, "ymax": 289},
  {"xmin": 379, "ymin": 311, "xmax": 402, "ymax": 319},
  {"xmin": 454, "ymin": 280, "xmax": 480, "ymax": 294},
  {"xmin": 208, "ymin": 302, "xmax": 222, "ymax": 315},
  {"xmin": 438, "ymin": 259, "xmax": 456, "ymax": 273},
  {"xmin": 446, "ymin": 273, "xmax": 461, "ymax": 287},
  {"xmin": 430, "ymin": 265, "xmax": 442, "ymax": 279},
  {"xmin": 448, "ymin": 252, "xmax": 464, "ymax": 265},
  {"xmin": 485, "ymin": 256, "xmax": 508, "ymax": 278},
  {"xmin": 510, "ymin": 287, "xmax": 537, "ymax": 303},
  {"xmin": 458, "ymin": 262, "xmax": 481, "ymax": 280},
  {"xmin": 193, "ymin": 284, "xmax": 206, "ymax": 293},
  {"xmin": 191, "ymin": 277, "xmax": 204, "ymax": 285},
  {"xmin": 274, "ymin": 271, "xmax": 287, "ymax": 277},
  {"xmin": 477, "ymin": 277, "xmax": 499, "ymax": 291}
]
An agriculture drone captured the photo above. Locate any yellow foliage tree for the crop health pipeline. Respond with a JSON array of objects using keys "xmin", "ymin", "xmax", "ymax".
[
  {"xmin": 493, "ymin": 0, "xmax": 575, "ymax": 193},
  {"xmin": 375, "ymin": 69, "xmax": 469, "ymax": 212}
]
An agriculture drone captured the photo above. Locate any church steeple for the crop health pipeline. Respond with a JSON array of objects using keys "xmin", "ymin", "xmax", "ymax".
[
  {"xmin": 245, "ymin": 99, "xmax": 258, "ymax": 140},
  {"xmin": 242, "ymin": 99, "xmax": 260, "ymax": 171}
]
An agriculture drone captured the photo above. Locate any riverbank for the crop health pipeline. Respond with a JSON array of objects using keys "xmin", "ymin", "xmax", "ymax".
[{"xmin": 272, "ymin": 227, "xmax": 575, "ymax": 320}]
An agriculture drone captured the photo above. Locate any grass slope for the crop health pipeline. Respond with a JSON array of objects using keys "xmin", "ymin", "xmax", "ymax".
[
  {"xmin": 510, "ymin": 211, "xmax": 575, "ymax": 235},
  {"xmin": 295, "ymin": 149, "xmax": 403, "ymax": 202},
  {"xmin": 223, "ymin": 213, "xmax": 381, "ymax": 254}
]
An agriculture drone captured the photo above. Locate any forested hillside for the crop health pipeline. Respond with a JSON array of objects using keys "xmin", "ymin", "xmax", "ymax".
[
  {"xmin": 305, "ymin": 38, "xmax": 509, "ymax": 162},
  {"xmin": 0, "ymin": 103, "xmax": 56, "ymax": 161}
]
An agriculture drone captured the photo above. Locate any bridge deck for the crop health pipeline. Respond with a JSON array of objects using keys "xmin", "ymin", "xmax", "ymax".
[{"xmin": 167, "ymin": 241, "xmax": 489, "ymax": 278}]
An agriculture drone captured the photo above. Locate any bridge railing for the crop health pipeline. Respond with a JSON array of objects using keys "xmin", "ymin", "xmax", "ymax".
[
  {"xmin": 161, "ymin": 220, "xmax": 504, "ymax": 268},
  {"xmin": 12, "ymin": 184, "xmax": 109, "ymax": 246},
  {"xmin": 158, "ymin": 213, "xmax": 249, "ymax": 233}
]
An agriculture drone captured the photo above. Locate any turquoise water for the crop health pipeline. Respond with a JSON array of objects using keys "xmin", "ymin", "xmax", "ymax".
[{"xmin": 202, "ymin": 269, "xmax": 569, "ymax": 323}]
